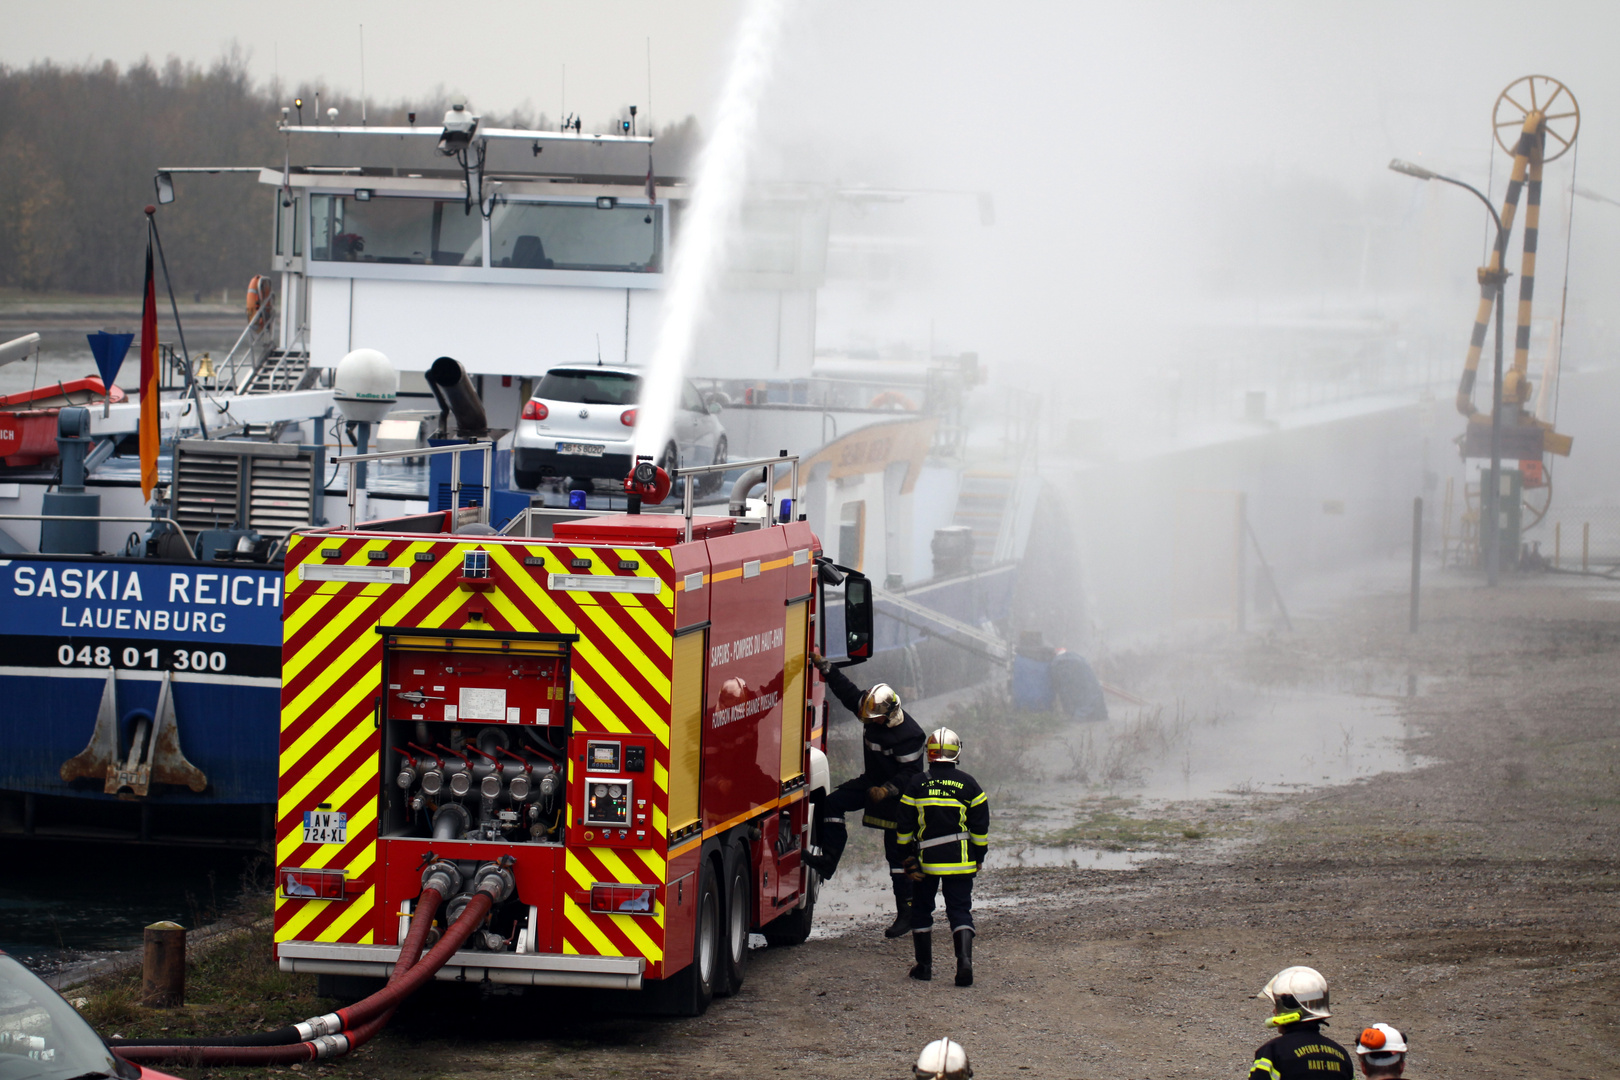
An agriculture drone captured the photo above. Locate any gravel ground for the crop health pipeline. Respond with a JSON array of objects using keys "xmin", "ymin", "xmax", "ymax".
[{"xmin": 143, "ymin": 574, "xmax": 1620, "ymax": 1080}]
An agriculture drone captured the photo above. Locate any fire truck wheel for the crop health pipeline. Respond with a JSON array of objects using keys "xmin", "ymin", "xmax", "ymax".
[
  {"xmin": 761, "ymin": 865, "xmax": 817, "ymax": 947},
  {"xmin": 718, "ymin": 840, "xmax": 751, "ymax": 996},
  {"xmin": 648, "ymin": 858, "xmax": 720, "ymax": 1016}
]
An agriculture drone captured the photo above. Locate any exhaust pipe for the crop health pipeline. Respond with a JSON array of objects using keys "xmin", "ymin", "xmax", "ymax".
[{"xmin": 728, "ymin": 466, "xmax": 768, "ymax": 517}]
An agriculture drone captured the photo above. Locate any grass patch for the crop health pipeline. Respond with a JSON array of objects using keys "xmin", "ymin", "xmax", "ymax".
[{"xmin": 1030, "ymin": 798, "xmax": 1229, "ymax": 851}]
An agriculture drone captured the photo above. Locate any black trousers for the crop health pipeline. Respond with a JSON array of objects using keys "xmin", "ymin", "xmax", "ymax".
[
  {"xmin": 815, "ymin": 784, "xmax": 907, "ymax": 885},
  {"xmin": 909, "ymin": 872, "xmax": 974, "ymax": 933}
]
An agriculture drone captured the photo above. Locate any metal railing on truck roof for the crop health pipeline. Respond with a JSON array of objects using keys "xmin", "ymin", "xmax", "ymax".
[{"xmin": 326, "ymin": 441, "xmax": 801, "ymax": 542}]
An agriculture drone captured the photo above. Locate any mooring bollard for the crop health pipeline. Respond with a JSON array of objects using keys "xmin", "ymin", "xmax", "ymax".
[{"xmin": 141, "ymin": 921, "xmax": 185, "ymax": 1007}]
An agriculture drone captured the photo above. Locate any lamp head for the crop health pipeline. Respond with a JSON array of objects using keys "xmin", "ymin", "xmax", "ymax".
[{"xmin": 1389, "ymin": 158, "xmax": 1439, "ymax": 181}]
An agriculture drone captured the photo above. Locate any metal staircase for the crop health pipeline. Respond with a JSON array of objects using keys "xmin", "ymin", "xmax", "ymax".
[
  {"xmin": 950, "ymin": 471, "xmax": 1017, "ymax": 569},
  {"xmin": 244, "ymin": 350, "xmax": 315, "ymax": 394}
]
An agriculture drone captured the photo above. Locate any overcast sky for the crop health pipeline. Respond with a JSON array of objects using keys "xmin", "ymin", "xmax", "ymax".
[{"xmin": 0, "ymin": 0, "xmax": 738, "ymax": 129}]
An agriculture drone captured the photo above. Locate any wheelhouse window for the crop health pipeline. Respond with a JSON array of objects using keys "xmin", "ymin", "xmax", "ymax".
[
  {"xmin": 489, "ymin": 201, "xmax": 663, "ymax": 272},
  {"xmin": 310, "ymin": 194, "xmax": 482, "ymax": 265}
]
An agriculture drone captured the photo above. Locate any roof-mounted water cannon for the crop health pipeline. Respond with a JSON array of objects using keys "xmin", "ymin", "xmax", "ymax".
[
  {"xmin": 623, "ymin": 455, "xmax": 671, "ymax": 514},
  {"xmin": 327, "ymin": 107, "xmax": 339, "ymax": 124}
]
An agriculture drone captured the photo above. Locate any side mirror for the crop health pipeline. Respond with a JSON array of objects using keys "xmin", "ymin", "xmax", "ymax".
[
  {"xmin": 154, "ymin": 171, "xmax": 175, "ymax": 205},
  {"xmin": 843, "ymin": 570, "xmax": 872, "ymax": 664},
  {"xmin": 707, "ymin": 399, "xmax": 723, "ymax": 415}
]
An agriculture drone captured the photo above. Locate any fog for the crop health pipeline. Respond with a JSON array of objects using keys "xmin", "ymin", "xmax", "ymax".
[{"xmin": 666, "ymin": 0, "xmax": 1620, "ymax": 636}]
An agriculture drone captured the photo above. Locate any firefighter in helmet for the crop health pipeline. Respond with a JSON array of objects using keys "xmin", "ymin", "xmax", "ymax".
[
  {"xmin": 897, "ymin": 726, "xmax": 988, "ymax": 986},
  {"xmin": 805, "ymin": 651, "xmax": 928, "ymax": 939},
  {"xmin": 913, "ymin": 1037, "xmax": 972, "ymax": 1080},
  {"xmin": 1249, "ymin": 966, "xmax": 1353, "ymax": 1080}
]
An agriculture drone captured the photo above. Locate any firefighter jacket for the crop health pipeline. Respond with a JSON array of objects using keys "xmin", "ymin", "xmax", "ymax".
[
  {"xmin": 897, "ymin": 762, "xmax": 989, "ymax": 874},
  {"xmin": 823, "ymin": 665, "xmax": 927, "ymax": 830},
  {"xmin": 1248, "ymin": 1021, "xmax": 1353, "ymax": 1080}
]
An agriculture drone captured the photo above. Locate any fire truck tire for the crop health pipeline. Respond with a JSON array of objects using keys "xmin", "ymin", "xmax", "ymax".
[
  {"xmin": 718, "ymin": 840, "xmax": 751, "ymax": 996},
  {"xmin": 648, "ymin": 858, "xmax": 720, "ymax": 1016},
  {"xmin": 761, "ymin": 867, "xmax": 817, "ymax": 947}
]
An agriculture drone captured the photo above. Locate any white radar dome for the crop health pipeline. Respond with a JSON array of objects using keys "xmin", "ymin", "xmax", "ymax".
[{"xmin": 333, "ymin": 348, "xmax": 398, "ymax": 423}]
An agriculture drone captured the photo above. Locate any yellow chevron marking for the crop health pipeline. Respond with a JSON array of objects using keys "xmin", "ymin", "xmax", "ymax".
[
  {"xmin": 608, "ymin": 911, "xmax": 662, "ymax": 962},
  {"xmin": 653, "ymin": 760, "xmax": 669, "ymax": 793},
  {"xmin": 633, "ymin": 846, "xmax": 667, "ymax": 883},
  {"xmin": 564, "ymin": 897, "xmax": 621, "ymax": 956},
  {"xmin": 605, "ymin": 593, "xmax": 673, "ymax": 660},
  {"xmin": 274, "ymin": 897, "xmax": 326, "ymax": 942},
  {"xmin": 571, "ymin": 600, "xmax": 672, "ymax": 699},
  {"xmin": 564, "ymin": 852, "xmax": 597, "ymax": 892},
  {"xmin": 593, "ymin": 846, "xmax": 642, "ymax": 884},
  {"xmin": 570, "ymin": 671, "xmax": 633, "ymax": 735},
  {"xmin": 280, "ymin": 720, "xmax": 374, "ymax": 816},
  {"xmin": 318, "ymin": 885, "xmax": 375, "ymax": 941},
  {"xmin": 485, "ymin": 587, "xmax": 539, "ymax": 632},
  {"xmin": 652, "ymin": 805, "xmax": 668, "ymax": 837},
  {"xmin": 281, "ymin": 664, "xmax": 379, "ymax": 778},
  {"xmin": 570, "ymin": 676, "xmax": 631, "ymax": 735},
  {"xmin": 283, "ymin": 549, "xmax": 457, "ymax": 720}
]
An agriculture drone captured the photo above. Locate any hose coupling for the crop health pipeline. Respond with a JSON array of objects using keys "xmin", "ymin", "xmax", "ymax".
[
  {"xmin": 472, "ymin": 858, "xmax": 516, "ymax": 903},
  {"xmin": 420, "ymin": 858, "xmax": 463, "ymax": 897},
  {"xmin": 310, "ymin": 1034, "xmax": 351, "ymax": 1059},
  {"xmin": 294, "ymin": 1014, "xmax": 343, "ymax": 1041}
]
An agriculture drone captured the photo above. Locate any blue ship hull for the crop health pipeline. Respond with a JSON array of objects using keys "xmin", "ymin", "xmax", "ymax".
[{"xmin": 0, "ymin": 555, "xmax": 282, "ymax": 806}]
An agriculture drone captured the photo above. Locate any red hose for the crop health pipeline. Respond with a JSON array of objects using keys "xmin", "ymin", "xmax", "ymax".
[
  {"xmin": 115, "ymin": 888, "xmax": 492, "ymax": 1067},
  {"xmin": 392, "ymin": 887, "xmax": 443, "ymax": 981},
  {"xmin": 335, "ymin": 890, "xmax": 492, "ymax": 1029}
]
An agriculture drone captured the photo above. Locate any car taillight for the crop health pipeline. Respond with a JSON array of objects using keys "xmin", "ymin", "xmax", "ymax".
[
  {"xmin": 620, "ymin": 408, "xmax": 637, "ymax": 427},
  {"xmin": 590, "ymin": 882, "xmax": 656, "ymax": 915},
  {"xmin": 522, "ymin": 400, "xmax": 548, "ymax": 421},
  {"xmin": 281, "ymin": 867, "xmax": 346, "ymax": 900}
]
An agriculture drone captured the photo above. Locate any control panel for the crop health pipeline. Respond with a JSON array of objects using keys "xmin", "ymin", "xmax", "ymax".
[{"xmin": 568, "ymin": 733, "xmax": 655, "ymax": 848}]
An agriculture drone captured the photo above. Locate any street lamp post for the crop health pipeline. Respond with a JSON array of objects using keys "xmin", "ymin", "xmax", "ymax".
[{"xmin": 1389, "ymin": 159, "xmax": 1507, "ymax": 586}]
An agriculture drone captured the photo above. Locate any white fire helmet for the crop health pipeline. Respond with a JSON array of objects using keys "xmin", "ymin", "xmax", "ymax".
[
  {"xmin": 927, "ymin": 727, "xmax": 963, "ymax": 763},
  {"xmin": 858, "ymin": 683, "xmax": 903, "ymax": 725},
  {"xmin": 1257, "ymin": 965, "xmax": 1331, "ymax": 1023},
  {"xmin": 913, "ymin": 1037, "xmax": 972, "ymax": 1080},
  {"xmin": 1355, "ymin": 1023, "xmax": 1408, "ymax": 1068}
]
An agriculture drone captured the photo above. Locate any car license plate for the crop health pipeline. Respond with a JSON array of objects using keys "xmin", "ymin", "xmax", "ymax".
[
  {"xmin": 302, "ymin": 810, "xmax": 348, "ymax": 845},
  {"xmin": 556, "ymin": 442, "xmax": 605, "ymax": 457}
]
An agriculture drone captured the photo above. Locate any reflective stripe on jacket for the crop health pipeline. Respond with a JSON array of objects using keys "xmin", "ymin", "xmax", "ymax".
[{"xmin": 898, "ymin": 764, "xmax": 989, "ymax": 874}]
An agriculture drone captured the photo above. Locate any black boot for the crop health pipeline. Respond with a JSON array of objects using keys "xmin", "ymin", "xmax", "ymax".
[
  {"xmin": 909, "ymin": 931, "xmax": 932, "ymax": 981},
  {"xmin": 884, "ymin": 877, "xmax": 911, "ymax": 939},
  {"xmin": 805, "ymin": 818, "xmax": 847, "ymax": 880},
  {"xmin": 953, "ymin": 928, "xmax": 974, "ymax": 987}
]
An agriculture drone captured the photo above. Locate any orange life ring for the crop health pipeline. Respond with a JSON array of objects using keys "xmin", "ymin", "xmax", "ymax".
[
  {"xmin": 869, "ymin": 390, "xmax": 917, "ymax": 411},
  {"xmin": 246, "ymin": 275, "xmax": 274, "ymax": 329}
]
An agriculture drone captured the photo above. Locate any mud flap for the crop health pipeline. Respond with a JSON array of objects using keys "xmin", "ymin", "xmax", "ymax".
[{"xmin": 59, "ymin": 669, "xmax": 208, "ymax": 795}]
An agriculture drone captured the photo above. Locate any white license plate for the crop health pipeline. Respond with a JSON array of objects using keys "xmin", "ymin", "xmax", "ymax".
[
  {"xmin": 302, "ymin": 810, "xmax": 348, "ymax": 845},
  {"xmin": 556, "ymin": 442, "xmax": 605, "ymax": 457}
]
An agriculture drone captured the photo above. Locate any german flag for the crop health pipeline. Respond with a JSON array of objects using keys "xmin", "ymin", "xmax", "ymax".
[{"xmin": 138, "ymin": 229, "xmax": 159, "ymax": 500}]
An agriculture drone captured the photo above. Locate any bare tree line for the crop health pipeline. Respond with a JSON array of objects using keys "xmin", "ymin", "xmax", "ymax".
[{"xmin": 0, "ymin": 52, "xmax": 700, "ymax": 297}]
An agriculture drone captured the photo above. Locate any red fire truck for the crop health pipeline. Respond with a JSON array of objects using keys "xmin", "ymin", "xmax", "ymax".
[{"xmin": 272, "ymin": 452, "xmax": 873, "ymax": 1014}]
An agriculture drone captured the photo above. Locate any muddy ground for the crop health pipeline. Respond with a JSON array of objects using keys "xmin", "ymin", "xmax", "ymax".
[{"xmin": 92, "ymin": 574, "xmax": 1620, "ymax": 1079}]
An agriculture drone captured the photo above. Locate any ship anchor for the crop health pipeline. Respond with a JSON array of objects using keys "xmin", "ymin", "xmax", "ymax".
[{"xmin": 60, "ymin": 667, "xmax": 208, "ymax": 797}]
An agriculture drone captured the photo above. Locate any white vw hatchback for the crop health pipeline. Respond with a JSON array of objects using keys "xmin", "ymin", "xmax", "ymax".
[{"xmin": 511, "ymin": 365, "xmax": 727, "ymax": 490}]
